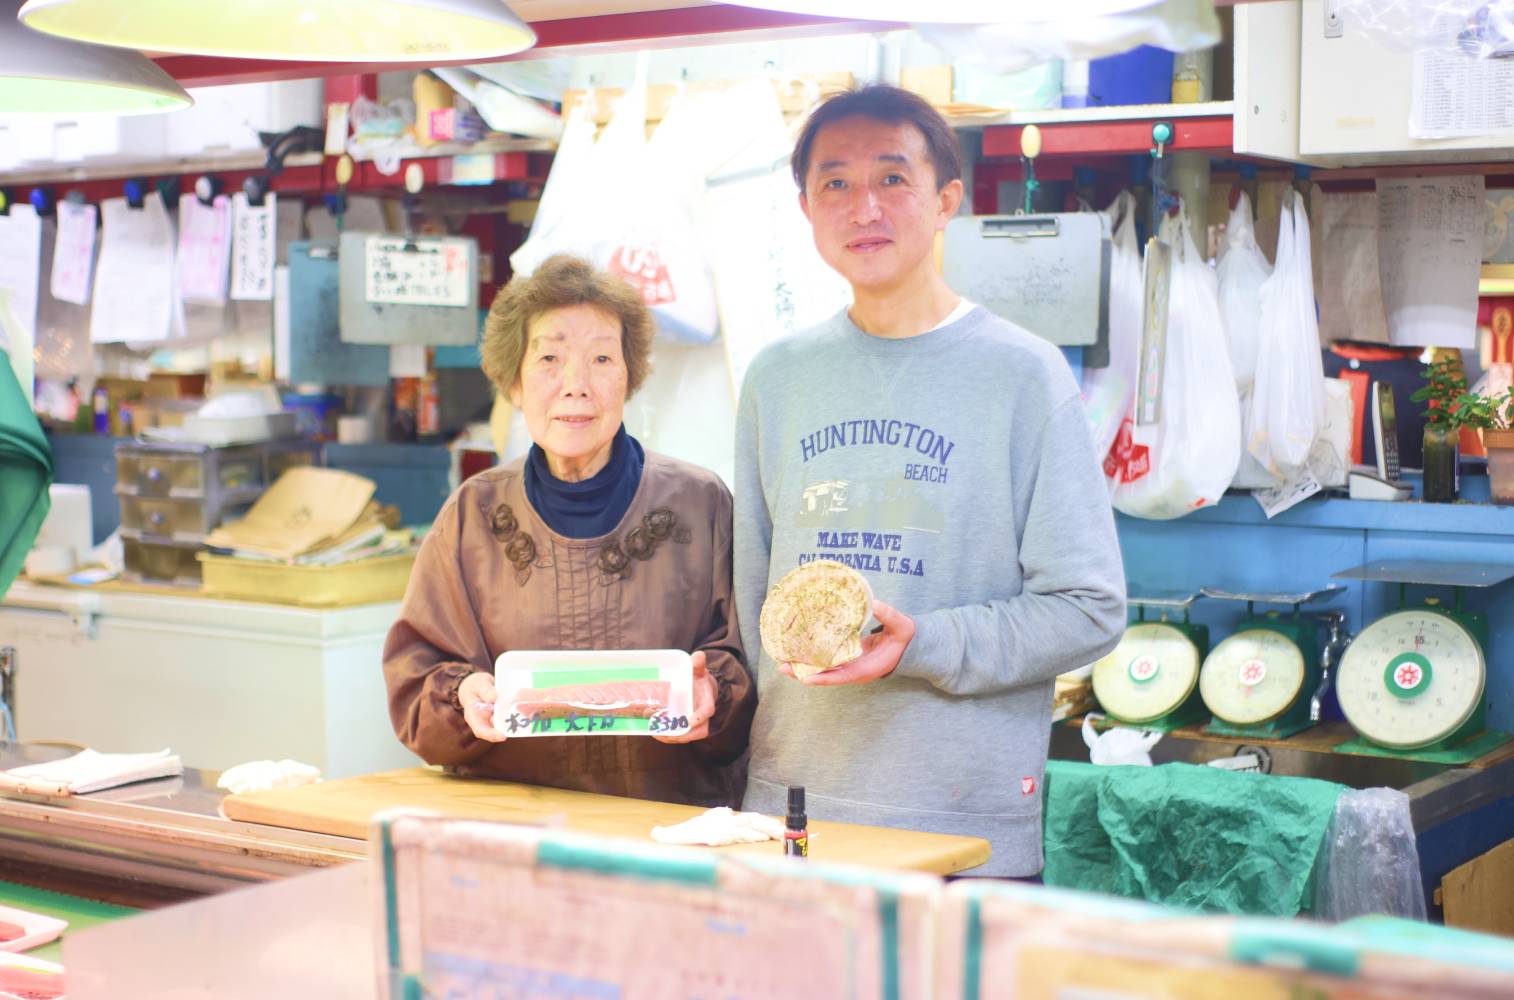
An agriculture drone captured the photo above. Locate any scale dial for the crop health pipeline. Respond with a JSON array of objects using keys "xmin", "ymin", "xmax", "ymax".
[
  {"xmin": 1336, "ymin": 609, "xmax": 1485, "ymax": 749},
  {"xmin": 1092, "ymin": 622, "xmax": 1201, "ymax": 724},
  {"xmin": 1199, "ymin": 628, "xmax": 1306, "ymax": 726}
]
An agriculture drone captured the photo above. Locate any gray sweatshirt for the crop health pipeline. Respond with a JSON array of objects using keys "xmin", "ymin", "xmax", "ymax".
[{"xmin": 734, "ymin": 305, "xmax": 1126, "ymax": 876}]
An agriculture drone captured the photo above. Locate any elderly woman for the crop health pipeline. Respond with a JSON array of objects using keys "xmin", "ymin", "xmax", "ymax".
[{"xmin": 383, "ymin": 254, "xmax": 754, "ymax": 807}]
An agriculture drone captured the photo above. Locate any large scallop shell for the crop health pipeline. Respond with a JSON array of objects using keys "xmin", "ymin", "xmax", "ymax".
[{"xmin": 759, "ymin": 560, "xmax": 874, "ymax": 679}]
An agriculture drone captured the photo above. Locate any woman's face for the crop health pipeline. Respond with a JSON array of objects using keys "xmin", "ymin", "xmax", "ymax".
[{"xmin": 509, "ymin": 304, "xmax": 629, "ymax": 480}]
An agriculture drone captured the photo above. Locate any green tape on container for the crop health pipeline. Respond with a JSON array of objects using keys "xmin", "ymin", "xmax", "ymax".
[
  {"xmin": 1230, "ymin": 920, "xmax": 1359, "ymax": 978},
  {"xmin": 380, "ymin": 819, "xmax": 402, "ymax": 977},
  {"xmin": 537, "ymin": 838, "xmax": 717, "ymax": 886},
  {"xmin": 963, "ymin": 895, "xmax": 982, "ymax": 1000},
  {"xmin": 878, "ymin": 890, "xmax": 900, "ymax": 1000}
]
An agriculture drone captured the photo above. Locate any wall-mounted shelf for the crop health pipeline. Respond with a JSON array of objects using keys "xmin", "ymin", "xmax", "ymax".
[
  {"xmin": 0, "ymin": 141, "xmax": 553, "ymax": 204},
  {"xmin": 954, "ymin": 100, "xmax": 1234, "ymax": 132},
  {"xmin": 0, "ymin": 151, "xmax": 323, "ymax": 188},
  {"xmin": 979, "ymin": 103, "xmax": 1236, "ymax": 159}
]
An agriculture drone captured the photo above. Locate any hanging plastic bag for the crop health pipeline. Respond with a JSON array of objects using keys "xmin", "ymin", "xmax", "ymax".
[
  {"xmin": 1247, "ymin": 197, "xmax": 1327, "ymax": 481},
  {"xmin": 508, "ymin": 101, "xmax": 597, "ymax": 278},
  {"xmin": 1082, "ymin": 191, "xmax": 1143, "ymax": 465},
  {"xmin": 1217, "ymin": 191, "xmax": 1272, "ymax": 394},
  {"xmin": 508, "ymin": 57, "xmax": 719, "ymax": 344},
  {"xmin": 1223, "ymin": 191, "xmax": 1281, "ymax": 489},
  {"xmin": 697, "ymin": 78, "xmax": 851, "ymax": 395},
  {"xmin": 1111, "ymin": 209, "xmax": 1242, "ymax": 519}
]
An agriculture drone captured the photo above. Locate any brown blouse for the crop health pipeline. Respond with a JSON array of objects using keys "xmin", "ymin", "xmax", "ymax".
[{"xmin": 382, "ymin": 451, "xmax": 755, "ymax": 807}]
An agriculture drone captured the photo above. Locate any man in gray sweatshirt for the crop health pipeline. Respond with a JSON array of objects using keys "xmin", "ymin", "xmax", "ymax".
[{"xmin": 734, "ymin": 85, "xmax": 1127, "ymax": 877}]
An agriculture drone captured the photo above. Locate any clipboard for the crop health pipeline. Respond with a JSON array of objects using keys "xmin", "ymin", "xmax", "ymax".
[
  {"xmin": 286, "ymin": 241, "xmax": 390, "ymax": 387},
  {"xmin": 337, "ymin": 230, "xmax": 480, "ymax": 345}
]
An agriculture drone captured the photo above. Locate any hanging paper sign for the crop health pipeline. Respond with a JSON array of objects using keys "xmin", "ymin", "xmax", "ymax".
[
  {"xmin": 364, "ymin": 236, "xmax": 470, "ymax": 307},
  {"xmin": 177, "ymin": 193, "xmax": 232, "ymax": 303},
  {"xmin": 231, "ymin": 191, "xmax": 276, "ymax": 301},
  {"xmin": 51, "ymin": 200, "xmax": 97, "ymax": 305}
]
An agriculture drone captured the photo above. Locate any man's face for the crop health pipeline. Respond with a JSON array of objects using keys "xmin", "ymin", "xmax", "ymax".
[{"xmin": 800, "ymin": 115, "xmax": 962, "ymax": 295}]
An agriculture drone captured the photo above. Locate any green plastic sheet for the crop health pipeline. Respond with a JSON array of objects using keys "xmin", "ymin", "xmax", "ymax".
[
  {"xmin": 0, "ymin": 878, "xmax": 137, "ymax": 963},
  {"xmin": 1043, "ymin": 760, "xmax": 1345, "ymax": 916},
  {"xmin": 0, "ymin": 355, "xmax": 50, "ymax": 600}
]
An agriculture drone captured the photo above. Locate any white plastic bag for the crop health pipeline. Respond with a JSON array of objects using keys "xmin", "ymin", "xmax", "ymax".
[
  {"xmin": 1082, "ymin": 713, "xmax": 1162, "ymax": 766},
  {"xmin": 508, "ymin": 58, "xmax": 719, "ymax": 344},
  {"xmin": 915, "ymin": 0, "xmax": 1221, "ymax": 74},
  {"xmin": 1111, "ymin": 210, "xmax": 1242, "ymax": 519},
  {"xmin": 1248, "ymin": 198, "xmax": 1327, "ymax": 481},
  {"xmin": 697, "ymin": 78, "xmax": 851, "ymax": 395},
  {"xmin": 1217, "ymin": 192, "xmax": 1272, "ymax": 393},
  {"xmin": 1082, "ymin": 191, "xmax": 1143, "ymax": 466}
]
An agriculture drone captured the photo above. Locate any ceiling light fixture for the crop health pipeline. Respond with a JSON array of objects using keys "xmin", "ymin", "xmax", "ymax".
[
  {"xmin": 18, "ymin": 0, "xmax": 536, "ymax": 63},
  {"xmin": 0, "ymin": 1, "xmax": 191, "ymax": 115},
  {"xmin": 716, "ymin": 0, "xmax": 1164, "ymax": 24}
]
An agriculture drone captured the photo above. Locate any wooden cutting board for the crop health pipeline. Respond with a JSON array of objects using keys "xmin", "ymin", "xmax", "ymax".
[{"xmin": 222, "ymin": 768, "xmax": 991, "ymax": 875}]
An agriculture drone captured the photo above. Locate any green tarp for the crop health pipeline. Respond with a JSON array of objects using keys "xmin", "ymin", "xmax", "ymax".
[
  {"xmin": 1043, "ymin": 760, "xmax": 1345, "ymax": 916},
  {"xmin": 0, "ymin": 355, "xmax": 51, "ymax": 601}
]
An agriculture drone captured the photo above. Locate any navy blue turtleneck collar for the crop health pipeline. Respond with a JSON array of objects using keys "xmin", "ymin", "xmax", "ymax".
[{"xmin": 524, "ymin": 425, "xmax": 644, "ymax": 539}]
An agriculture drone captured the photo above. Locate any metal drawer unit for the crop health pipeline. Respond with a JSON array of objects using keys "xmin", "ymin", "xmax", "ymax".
[{"xmin": 115, "ymin": 439, "xmax": 320, "ymax": 583}]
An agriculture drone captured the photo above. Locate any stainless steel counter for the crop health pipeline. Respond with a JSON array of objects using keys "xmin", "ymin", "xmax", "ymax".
[{"xmin": 0, "ymin": 745, "xmax": 364, "ymax": 907}]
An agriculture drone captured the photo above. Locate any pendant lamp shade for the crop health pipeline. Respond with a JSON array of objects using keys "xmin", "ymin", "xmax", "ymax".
[
  {"xmin": 1, "ymin": 2, "xmax": 191, "ymax": 114},
  {"xmin": 18, "ymin": 0, "xmax": 537, "ymax": 63},
  {"xmin": 715, "ymin": 0, "xmax": 1164, "ymax": 23}
]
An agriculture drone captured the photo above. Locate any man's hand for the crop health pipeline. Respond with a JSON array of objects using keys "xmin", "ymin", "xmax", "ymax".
[
  {"xmin": 654, "ymin": 651, "xmax": 718, "ymax": 744},
  {"xmin": 787, "ymin": 600, "xmax": 915, "ymax": 687},
  {"xmin": 459, "ymin": 671, "xmax": 508, "ymax": 742}
]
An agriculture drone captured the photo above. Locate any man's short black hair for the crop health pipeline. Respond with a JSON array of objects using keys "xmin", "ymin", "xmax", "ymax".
[{"xmin": 791, "ymin": 84, "xmax": 963, "ymax": 193}]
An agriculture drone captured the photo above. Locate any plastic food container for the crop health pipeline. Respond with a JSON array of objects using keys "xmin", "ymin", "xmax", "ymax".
[
  {"xmin": 0, "ymin": 904, "xmax": 67, "ymax": 954},
  {"xmin": 493, "ymin": 650, "xmax": 694, "ymax": 738}
]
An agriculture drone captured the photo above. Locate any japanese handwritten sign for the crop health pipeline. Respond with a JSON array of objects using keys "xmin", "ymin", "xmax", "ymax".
[
  {"xmin": 177, "ymin": 193, "xmax": 232, "ymax": 303},
  {"xmin": 364, "ymin": 236, "xmax": 470, "ymax": 307},
  {"xmin": 231, "ymin": 191, "xmax": 276, "ymax": 301},
  {"xmin": 50, "ymin": 200, "xmax": 97, "ymax": 305}
]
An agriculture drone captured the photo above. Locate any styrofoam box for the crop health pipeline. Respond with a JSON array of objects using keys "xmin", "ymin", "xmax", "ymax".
[
  {"xmin": 0, "ymin": 112, "xmax": 166, "ymax": 165},
  {"xmin": 0, "ymin": 902, "xmax": 68, "ymax": 953},
  {"xmin": 165, "ymin": 80, "xmax": 325, "ymax": 157}
]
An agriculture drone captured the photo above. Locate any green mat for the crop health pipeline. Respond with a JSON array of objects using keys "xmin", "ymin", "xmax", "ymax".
[
  {"xmin": 1043, "ymin": 760, "xmax": 1345, "ymax": 917},
  {"xmin": 0, "ymin": 879, "xmax": 137, "ymax": 964},
  {"xmin": 0, "ymin": 352, "xmax": 52, "ymax": 602},
  {"xmin": 1332, "ymin": 730, "xmax": 1512, "ymax": 765}
]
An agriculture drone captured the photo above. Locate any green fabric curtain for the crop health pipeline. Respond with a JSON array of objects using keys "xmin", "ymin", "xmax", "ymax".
[
  {"xmin": 0, "ymin": 355, "xmax": 51, "ymax": 600},
  {"xmin": 1044, "ymin": 760, "xmax": 1345, "ymax": 916}
]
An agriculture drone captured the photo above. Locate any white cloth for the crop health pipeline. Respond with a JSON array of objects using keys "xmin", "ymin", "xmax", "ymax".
[
  {"xmin": 650, "ymin": 806, "xmax": 787, "ymax": 847},
  {"xmin": 216, "ymin": 759, "xmax": 322, "ymax": 796},
  {"xmin": 0, "ymin": 748, "xmax": 181, "ymax": 795}
]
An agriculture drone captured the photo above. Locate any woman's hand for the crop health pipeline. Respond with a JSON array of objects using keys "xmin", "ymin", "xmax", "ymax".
[
  {"xmin": 459, "ymin": 671, "xmax": 508, "ymax": 742},
  {"xmin": 653, "ymin": 651, "xmax": 717, "ymax": 744}
]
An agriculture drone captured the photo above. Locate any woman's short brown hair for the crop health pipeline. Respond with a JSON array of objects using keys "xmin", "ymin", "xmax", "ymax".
[{"xmin": 480, "ymin": 254, "xmax": 655, "ymax": 396}]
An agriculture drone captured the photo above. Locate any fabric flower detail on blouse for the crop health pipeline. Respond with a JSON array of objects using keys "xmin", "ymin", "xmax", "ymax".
[
  {"xmin": 484, "ymin": 502, "xmax": 544, "ymax": 585},
  {"xmin": 596, "ymin": 508, "xmax": 693, "ymax": 584},
  {"xmin": 596, "ymin": 542, "xmax": 631, "ymax": 584}
]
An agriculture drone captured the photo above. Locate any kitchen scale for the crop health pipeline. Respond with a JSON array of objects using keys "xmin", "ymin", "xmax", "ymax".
[
  {"xmin": 1090, "ymin": 592, "xmax": 1209, "ymax": 731},
  {"xmin": 1330, "ymin": 561, "xmax": 1514, "ymax": 758},
  {"xmin": 1196, "ymin": 587, "xmax": 1345, "ymax": 741}
]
